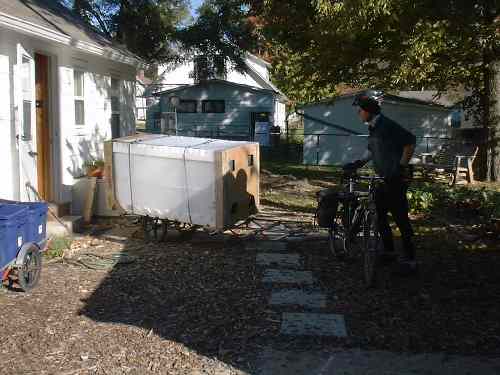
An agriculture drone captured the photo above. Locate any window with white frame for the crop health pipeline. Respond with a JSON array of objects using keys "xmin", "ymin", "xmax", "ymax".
[{"xmin": 74, "ymin": 70, "xmax": 85, "ymax": 126}]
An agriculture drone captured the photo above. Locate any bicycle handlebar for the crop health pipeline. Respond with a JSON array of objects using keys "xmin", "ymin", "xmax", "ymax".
[
  {"xmin": 356, "ymin": 175, "xmax": 385, "ymax": 181},
  {"xmin": 341, "ymin": 169, "xmax": 384, "ymax": 181}
]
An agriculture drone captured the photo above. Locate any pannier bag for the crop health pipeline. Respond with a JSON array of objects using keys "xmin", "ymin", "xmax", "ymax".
[{"xmin": 316, "ymin": 188, "xmax": 340, "ymax": 228}]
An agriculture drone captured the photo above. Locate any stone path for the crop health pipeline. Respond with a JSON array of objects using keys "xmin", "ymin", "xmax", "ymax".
[
  {"xmin": 256, "ymin": 347, "xmax": 500, "ymax": 375},
  {"xmin": 250, "ymin": 239, "xmax": 500, "ymax": 375},
  {"xmin": 251, "ymin": 240, "xmax": 347, "ymax": 338}
]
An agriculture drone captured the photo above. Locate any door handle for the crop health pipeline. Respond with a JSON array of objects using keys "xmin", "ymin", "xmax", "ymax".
[{"xmin": 28, "ymin": 151, "xmax": 38, "ymax": 157}]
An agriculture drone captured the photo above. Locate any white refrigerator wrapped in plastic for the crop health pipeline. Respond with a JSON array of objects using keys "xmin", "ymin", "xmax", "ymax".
[{"xmin": 105, "ymin": 134, "xmax": 260, "ymax": 230}]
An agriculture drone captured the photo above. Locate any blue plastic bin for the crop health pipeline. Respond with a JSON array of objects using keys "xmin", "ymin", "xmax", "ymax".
[
  {"xmin": 18, "ymin": 202, "xmax": 48, "ymax": 244},
  {"xmin": 0, "ymin": 205, "xmax": 29, "ymax": 271}
]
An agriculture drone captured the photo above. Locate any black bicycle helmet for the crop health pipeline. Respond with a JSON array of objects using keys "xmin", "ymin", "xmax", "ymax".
[{"xmin": 352, "ymin": 94, "xmax": 381, "ymax": 115}]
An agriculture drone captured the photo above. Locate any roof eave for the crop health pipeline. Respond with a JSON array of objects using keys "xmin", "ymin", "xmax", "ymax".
[
  {"xmin": 0, "ymin": 11, "xmax": 146, "ymax": 68},
  {"xmin": 153, "ymin": 79, "xmax": 280, "ymax": 97}
]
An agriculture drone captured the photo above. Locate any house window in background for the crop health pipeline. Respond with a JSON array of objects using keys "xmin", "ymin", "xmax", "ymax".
[
  {"xmin": 74, "ymin": 70, "xmax": 85, "ymax": 126},
  {"xmin": 177, "ymin": 100, "xmax": 197, "ymax": 113},
  {"xmin": 110, "ymin": 77, "xmax": 120, "ymax": 138},
  {"xmin": 202, "ymin": 100, "xmax": 225, "ymax": 113}
]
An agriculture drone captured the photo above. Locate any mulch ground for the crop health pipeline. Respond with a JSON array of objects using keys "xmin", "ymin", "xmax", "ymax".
[
  {"xmin": 1, "ymin": 229, "xmax": 266, "ymax": 375},
  {"xmin": 1, "ymin": 173, "xmax": 499, "ymax": 374}
]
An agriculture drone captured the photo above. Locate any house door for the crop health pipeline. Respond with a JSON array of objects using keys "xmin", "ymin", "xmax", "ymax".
[
  {"xmin": 35, "ymin": 53, "xmax": 51, "ymax": 200},
  {"xmin": 15, "ymin": 43, "xmax": 38, "ymax": 201}
]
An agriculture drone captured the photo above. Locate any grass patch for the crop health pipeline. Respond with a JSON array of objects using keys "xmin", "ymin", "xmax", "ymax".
[
  {"xmin": 261, "ymin": 190, "xmax": 316, "ymax": 213},
  {"xmin": 45, "ymin": 236, "xmax": 73, "ymax": 259},
  {"xmin": 261, "ymin": 159, "xmax": 342, "ymax": 180}
]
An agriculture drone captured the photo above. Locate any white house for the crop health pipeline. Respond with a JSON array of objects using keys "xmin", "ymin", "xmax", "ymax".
[
  {"xmin": 145, "ymin": 53, "xmax": 287, "ymax": 131},
  {"xmin": 0, "ymin": 0, "xmax": 142, "ymax": 208},
  {"xmin": 301, "ymin": 91, "xmax": 453, "ymax": 165}
]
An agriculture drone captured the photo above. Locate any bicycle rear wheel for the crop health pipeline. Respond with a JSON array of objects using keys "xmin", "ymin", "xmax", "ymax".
[{"xmin": 363, "ymin": 210, "xmax": 379, "ymax": 287}]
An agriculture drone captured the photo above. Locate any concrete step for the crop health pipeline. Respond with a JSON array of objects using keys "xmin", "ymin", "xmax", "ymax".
[
  {"xmin": 47, "ymin": 202, "xmax": 71, "ymax": 220},
  {"xmin": 47, "ymin": 215, "xmax": 83, "ymax": 237}
]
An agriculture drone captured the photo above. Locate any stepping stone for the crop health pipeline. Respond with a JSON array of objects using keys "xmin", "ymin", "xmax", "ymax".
[
  {"xmin": 270, "ymin": 289, "xmax": 326, "ymax": 309},
  {"xmin": 262, "ymin": 269, "xmax": 314, "ymax": 285},
  {"xmin": 280, "ymin": 312, "xmax": 347, "ymax": 337},
  {"xmin": 256, "ymin": 253, "xmax": 302, "ymax": 268},
  {"xmin": 246, "ymin": 241, "xmax": 287, "ymax": 252}
]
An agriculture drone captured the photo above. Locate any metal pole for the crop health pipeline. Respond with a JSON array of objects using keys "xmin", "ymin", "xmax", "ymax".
[
  {"xmin": 175, "ymin": 108, "xmax": 178, "ymax": 136},
  {"xmin": 316, "ymin": 134, "xmax": 320, "ymax": 165}
]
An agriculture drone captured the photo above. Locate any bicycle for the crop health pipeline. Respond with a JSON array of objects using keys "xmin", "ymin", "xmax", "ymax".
[{"xmin": 326, "ymin": 169, "xmax": 385, "ymax": 286}]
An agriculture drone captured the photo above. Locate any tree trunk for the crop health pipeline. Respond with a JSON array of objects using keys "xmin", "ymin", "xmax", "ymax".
[
  {"xmin": 485, "ymin": 60, "xmax": 500, "ymax": 182},
  {"xmin": 491, "ymin": 61, "xmax": 500, "ymax": 181}
]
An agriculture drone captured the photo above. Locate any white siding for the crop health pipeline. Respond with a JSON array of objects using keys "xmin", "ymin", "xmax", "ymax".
[
  {"xmin": 274, "ymin": 101, "xmax": 286, "ymax": 131},
  {"xmin": 159, "ymin": 61, "xmax": 195, "ymax": 86},
  {"xmin": 158, "ymin": 58, "xmax": 268, "ymax": 90},
  {"xmin": 0, "ymin": 53, "xmax": 14, "ymax": 199},
  {"xmin": 225, "ymin": 69, "xmax": 262, "ymax": 88},
  {"xmin": 0, "ymin": 27, "xmax": 137, "ymax": 203},
  {"xmin": 58, "ymin": 62, "xmax": 136, "ymax": 202}
]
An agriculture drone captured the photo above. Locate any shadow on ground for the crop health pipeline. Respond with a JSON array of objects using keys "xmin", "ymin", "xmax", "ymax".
[{"xmin": 78, "ymin": 230, "xmax": 269, "ymax": 372}]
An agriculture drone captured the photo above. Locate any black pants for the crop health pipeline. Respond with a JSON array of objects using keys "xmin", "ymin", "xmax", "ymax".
[{"xmin": 375, "ymin": 178, "xmax": 415, "ymax": 259}]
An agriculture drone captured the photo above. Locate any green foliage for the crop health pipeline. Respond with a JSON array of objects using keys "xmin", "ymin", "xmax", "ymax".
[
  {"xmin": 407, "ymin": 188, "xmax": 435, "ymax": 214},
  {"xmin": 176, "ymin": 0, "xmax": 261, "ymax": 73},
  {"xmin": 45, "ymin": 237, "xmax": 73, "ymax": 259},
  {"xmin": 64, "ymin": 0, "xmax": 190, "ymax": 62},
  {"xmin": 407, "ymin": 182, "xmax": 500, "ymax": 217},
  {"xmin": 251, "ymin": 0, "xmax": 499, "ymax": 106}
]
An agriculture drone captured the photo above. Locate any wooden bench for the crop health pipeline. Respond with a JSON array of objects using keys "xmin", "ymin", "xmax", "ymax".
[{"xmin": 418, "ymin": 142, "xmax": 478, "ymax": 185}]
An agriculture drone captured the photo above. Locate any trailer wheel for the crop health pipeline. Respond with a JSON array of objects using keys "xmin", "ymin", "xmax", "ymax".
[{"xmin": 17, "ymin": 244, "xmax": 42, "ymax": 292}]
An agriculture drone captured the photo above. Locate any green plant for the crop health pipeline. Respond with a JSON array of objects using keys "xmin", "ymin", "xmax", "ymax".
[
  {"xmin": 45, "ymin": 236, "xmax": 73, "ymax": 259},
  {"xmin": 407, "ymin": 187, "xmax": 435, "ymax": 214},
  {"xmin": 82, "ymin": 159, "xmax": 96, "ymax": 169},
  {"xmin": 94, "ymin": 159, "xmax": 105, "ymax": 168}
]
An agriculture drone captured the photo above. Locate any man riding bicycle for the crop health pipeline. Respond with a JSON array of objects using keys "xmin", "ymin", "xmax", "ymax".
[{"xmin": 344, "ymin": 94, "xmax": 417, "ymax": 275}]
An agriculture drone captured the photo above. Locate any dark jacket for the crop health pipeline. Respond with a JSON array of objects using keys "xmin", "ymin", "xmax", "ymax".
[{"xmin": 368, "ymin": 114, "xmax": 416, "ymax": 179}]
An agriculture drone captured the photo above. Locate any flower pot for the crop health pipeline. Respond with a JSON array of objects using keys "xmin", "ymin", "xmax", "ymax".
[{"xmin": 89, "ymin": 168, "xmax": 103, "ymax": 178}]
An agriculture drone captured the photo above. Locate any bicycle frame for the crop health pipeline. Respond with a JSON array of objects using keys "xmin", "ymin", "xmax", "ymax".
[
  {"xmin": 329, "ymin": 170, "xmax": 384, "ymax": 286},
  {"xmin": 329, "ymin": 172, "xmax": 384, "ymax": 255}
]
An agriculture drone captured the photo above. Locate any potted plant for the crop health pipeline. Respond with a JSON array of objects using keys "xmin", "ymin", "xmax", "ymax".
[{"xmin": 83, "ymin": 159, "xmax": 105, "ymax": 178}]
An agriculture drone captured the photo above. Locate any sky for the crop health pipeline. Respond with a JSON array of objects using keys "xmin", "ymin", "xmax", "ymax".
[{"xmin": 189, "ymin": 0, "xmax": 204, "ymax": 16}]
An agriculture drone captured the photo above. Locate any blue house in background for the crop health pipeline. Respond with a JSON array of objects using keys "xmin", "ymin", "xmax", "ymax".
[{"xmin": 146, "ymin": 80, "xmax": 286, "ymax": 145}]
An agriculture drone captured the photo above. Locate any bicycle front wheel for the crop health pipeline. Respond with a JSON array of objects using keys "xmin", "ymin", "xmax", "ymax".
[
  {"xmin": 328, "ymin": 215, "xmax": 344, "ymax": 257},
  {"xmin": 363, "ymin": 210, "xmax": 379, "ymax": 287}
]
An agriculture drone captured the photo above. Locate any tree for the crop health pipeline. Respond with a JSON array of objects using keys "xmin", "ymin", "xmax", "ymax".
[
  {"xmin": 249, "ymin": 0, "xmax": 500, "ymax": 180},
  {"xmin": 176, "ymin": 0, "xmax": 261, "ymax": 73},
  {"xmin": 64, "ymin": 0, "xmax": 190, "ymax": 62}
]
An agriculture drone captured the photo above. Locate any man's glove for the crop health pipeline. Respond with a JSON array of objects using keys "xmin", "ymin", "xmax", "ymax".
[
  {"xmin": 342, "ymin": 159, "xmax": 365, "ymax": 171},
  {"xmin": 399, "ymin": 164, "xmax": 414, "ymax": 181}
]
